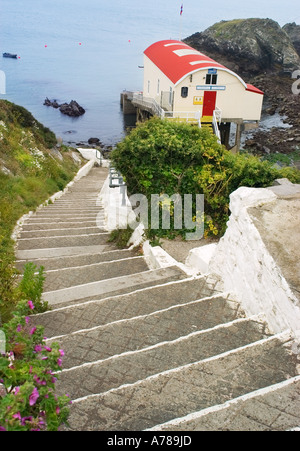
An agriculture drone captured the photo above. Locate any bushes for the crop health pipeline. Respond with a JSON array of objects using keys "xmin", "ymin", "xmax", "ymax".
[
  {"xmin": 111, "ymin": 117, "xmax": 300, "ymax": 239},
  {"xmin": 0, "ymin": 299, "xmax": 70, "ymax": 431}
]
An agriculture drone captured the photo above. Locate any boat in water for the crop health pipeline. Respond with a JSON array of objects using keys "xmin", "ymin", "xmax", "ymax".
[{"xmin": 3, "ymin": 53, "xmax": 18, "ymax": 59}]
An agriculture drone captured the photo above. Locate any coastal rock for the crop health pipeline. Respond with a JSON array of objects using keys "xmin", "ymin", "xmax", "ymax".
[
  {"xmin": 283, "ymin": 23, "xmax": 300, "ymax": 56},
  {"xmin": 44, "ymin": 98, "xmax": 85, "ymax": 117},
  {"xmin": 184, "ymin": 18, "xmax": 300, "ymax": 75},
  {"xmin": 59, "ymin": 100, "xmax": 85, "ymax": 117},
  {"xmin": 88, "ymin": 137, "xmax": 101, "ymax": 145},
  {"xmin": 44, "ymin": 98, "xmax": 60, "ymax": 108}
]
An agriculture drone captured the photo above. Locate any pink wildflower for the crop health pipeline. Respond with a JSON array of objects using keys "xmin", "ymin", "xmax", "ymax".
[
  {"xmin": 28, "ymin": 301, "xmax": 34, "ymax": 310},
  {"xmin": 34, "ymin": 345, "xmax": 42, "ymax": 353},
  {"xmin": 57, "ymin": 358, "xmax": 62, "ymax": 367},
  {"xmin": 13, "ymin": 412, "xmax": 21, "ymax": 421},
  {"xmin": 44, "ymin": 346, "xmax": 52, "ymax": 352},
  {"xmin": 29, "ymin": 387, "xmax": 39, "ymax": 406},
  {"xmin": 16, "ymin": 325, "xmax": 22, "ymax": 332},
  {"xmin": 29, "ymin": 327, "xmax": 37, "ymax": 335},
  {"xmin": 59, "ymin": 349, "xmax": 64, "ymax": 357}
]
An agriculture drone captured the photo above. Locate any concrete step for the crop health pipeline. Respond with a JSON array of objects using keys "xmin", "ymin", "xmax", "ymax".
[
  {"xmin": 22, "ymin": 215, "xmax": 99, "ymax": 224},
  {"xmin": 63, "ymin": 332, "xmax": 299, "ymax": 431},
  {"xmin": 20, "ymin": 227, "xmax": 105, "ymax": 239},
  {"xmin": 20, "ymin": 221, "xmax": 100, "ymax": 231},
  {"xmin": 56, "ymin": 316, "xmax": 271, "ymax": 400},
  {"xmin": 151, "ymin": 375, "xmax": 300, "ymax": 432},
  {"xmin": 47, "ymin": 293, "xmax": 244, "ymax": 369},
  {"xmin": 42, "ymin": 266, "xmax": 187, "ymax": 308},
  {"xmin": 16, "ymin": 244, "xmax": 116, "ymax": 260},
  {"xmin": 33, "ymin": 276, "xmax": 222, "ymax": 337},
  {"xmin": 26, "ymin": 212, "xmax": 101, "ymax": 220},
  {"xmin": 43, "ymin": 256, "xmax": 149, "ymax": 292},
  {"xmin": 16, "ymin": 249, "xmax": 136, "ymax": 272},
  {"xmin": 17, "ymin": 233, "xmax": 111, "ymax": 250}
]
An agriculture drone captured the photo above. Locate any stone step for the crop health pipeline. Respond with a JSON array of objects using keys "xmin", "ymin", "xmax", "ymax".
[
  {"xmin": 20, "ymin": 227, "xmax": 105, "ymax": 239},
  {"xmin": 42, "ymin": 266, "xmax": 187, "ymax": 307},
  {"xmin": 16, "ymin": 249, "xmax": 136, "ymax": 272},
  {"xmin": 33, "ymin": 276, "xmax": 222, "ymax": 338},
  {"xmin": 47, "ymin": 294, "xmax": 244, "ymax": 369},
  {"xmin": 150, "ymin": 375, "xmax": 300, "ymax": 432},
  {"xmin": 22, "ymin": 215, "xmax": 99, "ymax": 224},
  {"xmin": 55, "ymin": 316, "xmax": 271, "ymax": 400},
  {"xmin": 20, "ymin": 221, "xmax": 100, "ymax": 231},
  {"xmin": 17, "ymin": 233, "xmax": 111, "ymax": 250},
  {"xmin": 16, "ymin": 244, "xmax": 115, "ymax": 260},
  {"xmin": 26, "ymin": 212, "xmax": 101, "ymax": 219},
  {"xmin": 63, "ymin": 332, "xmax": 299, "ymax": 431},
  {"xmin": 43, "ymin": 256, "xmax": 149, "ymax": 292}
]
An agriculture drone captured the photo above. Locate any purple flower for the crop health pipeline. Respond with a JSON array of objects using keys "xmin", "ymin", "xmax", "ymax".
[
  {"xmin": 16, "ymin": 325, "xmax": 22, "ymax": 332},
  {"xmin": 59, "ymin": 349, "xmax": 65, "ymax": 357},
  {"xmin": 29, "ymin": 387, "xmax": 39, "ymax": 406},
  {"xmin": 44, "ymin": 346, "xmax": 52, "ymax": 352},
  {"xmin": 13, "ymin": 412, "xmax": 21, "ymax": 421},
  {"xmin": 28, "ymin": 301, "xmax": 35, "ymax": 310},
  {"xmin": 25, "ymin": 317, "xmax": 30, "ymax": 324},
  {"xmin": 29, "ymin": 327, "xmax": 37, "ymax": 335},
  {"xmin": 34, "ymin": 345, "xmax": 42, "ymax": 353},
  {"xmin": 57, "ymin": 358, "xmax": 62, "ymax": 367},
  {"xmin": 14, "ymin": 387, "xmax": 20, "ymax": 395},
  {"xmin": 0, "ymin": 426, "xmax": 7, "ymax": 431}
]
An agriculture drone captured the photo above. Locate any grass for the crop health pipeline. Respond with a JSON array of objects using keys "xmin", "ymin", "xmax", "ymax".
[{"xmin": 0, "ymin": 100, "xmax": 83, "ymax": 323}]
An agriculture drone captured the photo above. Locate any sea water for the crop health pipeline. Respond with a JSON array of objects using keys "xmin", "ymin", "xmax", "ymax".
[{"xmin": 0, "ymin": 0, "xmax": 295, "ymax": 146}]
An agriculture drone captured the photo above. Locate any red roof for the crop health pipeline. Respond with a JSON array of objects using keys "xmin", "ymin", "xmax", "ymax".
[{"xmin": 144, "ymin": 40, "xmax": 264, "ymax": 94}]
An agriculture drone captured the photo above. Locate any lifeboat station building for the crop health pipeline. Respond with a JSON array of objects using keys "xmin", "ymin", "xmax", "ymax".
[{"xmin": 123, "ymin": 40, "xmax": 264, "ymax": 152}]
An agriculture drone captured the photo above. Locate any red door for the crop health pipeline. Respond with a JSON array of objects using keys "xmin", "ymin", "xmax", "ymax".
[{"xmin": 202, "ymin": 91, "xmax": 217, "ymax": 117}]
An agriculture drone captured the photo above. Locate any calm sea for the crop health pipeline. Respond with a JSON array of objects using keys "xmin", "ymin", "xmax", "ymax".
[{"xmin": 0, "ymin": 0, "xmax": 296, "ymax": 146}]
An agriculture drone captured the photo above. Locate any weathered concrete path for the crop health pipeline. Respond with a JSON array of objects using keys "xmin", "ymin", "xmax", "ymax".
[{"xmin": 16, "ymin": 165, "xmax": 300, "ymax": 431}]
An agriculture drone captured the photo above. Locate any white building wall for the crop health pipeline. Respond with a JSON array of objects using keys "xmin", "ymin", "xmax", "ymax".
[{"xmin": 143, "ymin": 55, "xmax": 263, "ymax": 121}]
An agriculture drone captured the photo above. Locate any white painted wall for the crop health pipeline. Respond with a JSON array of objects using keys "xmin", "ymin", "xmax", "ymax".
[
  {"xmin": 209, "ymin": 187, "xmax": 300, "ymax": 336},
  {"xmin": 143, "ymin": 55, "xmax": 263, "ymax": 121}
]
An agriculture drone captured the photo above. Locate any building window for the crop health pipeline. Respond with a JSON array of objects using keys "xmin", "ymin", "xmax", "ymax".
[
  {"xmin": 206, "ymin": 74, "xmax": 218, "ymax": 85},
  {"xmin": 181, "ymin": 87, "xmax": 189, "ymax": 98},
  {"xmin": 157, "ymin": 79, "xmax": 160, "ymax": 95}
]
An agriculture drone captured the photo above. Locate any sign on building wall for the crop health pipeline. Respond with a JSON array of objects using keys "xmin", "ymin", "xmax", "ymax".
[
  {"xmin": 193, "ymin": 96, "xmax": 203, "ymax": 105},
  {"xmin": 196, "ymin": 85, "xmax": 226, "ymax": 91}
]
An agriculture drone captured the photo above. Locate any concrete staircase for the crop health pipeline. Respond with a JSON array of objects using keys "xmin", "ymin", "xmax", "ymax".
[{"xmin": 16, "ymin": 165, "xmax": 300, "ymax": 431}]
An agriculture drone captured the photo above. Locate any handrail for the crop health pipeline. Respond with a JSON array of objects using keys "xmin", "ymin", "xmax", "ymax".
[
  {"xmin": 212, "ymin": 108, "xmax": 222, "ymax": 143},
  {"xmin": 109, "ymin": 166, "xmax": 127, "ymax": 206},
  {"xmin": 132, "ymin": 93, "xmax": 165, "ymax": 119}
]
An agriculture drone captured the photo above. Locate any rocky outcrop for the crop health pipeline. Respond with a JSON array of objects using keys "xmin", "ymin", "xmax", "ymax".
[
  {"xmin": 184, "ymin": 18, "xmax": 300, "ymax": 75},
  {"xmin": 283, "ymin": 23, "xmax": 300, "ymax": 56},
  {"xmin": 59, "ymin": 100, "xmax": 85, "ymax": 117},
  {"xmin": 44, "ymin": 98, "xmax": 85, "ymax": 117}
]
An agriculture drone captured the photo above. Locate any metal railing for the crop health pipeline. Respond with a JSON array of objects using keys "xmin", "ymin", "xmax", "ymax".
[
  {"xmin": 109, "ymin": 166, "xmax": 127, "ymax": 206},
  {"xmin": 132, "ymin": 93, "xmax": 165, "ymax": 119},
  {"xmin": 164, "ymin": 111, "xmax": 201, "ymax": 127},
  {"xmin": 212, "ymin": 107, "xmax": 222, "ymax": 143}
]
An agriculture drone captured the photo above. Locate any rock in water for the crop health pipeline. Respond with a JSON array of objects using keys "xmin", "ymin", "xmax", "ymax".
[
  {"xmin": 184, "ymin": 18, "xmax": 300, "ymax": 75},
  {"xmin": 59, "ymin": 100, "xmax": 85, "ymax": 117}
]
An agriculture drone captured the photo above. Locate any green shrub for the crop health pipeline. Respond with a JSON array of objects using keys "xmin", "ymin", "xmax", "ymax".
[{"xmin": 111, "ymin": 117, "xmax": 300, "ymax": 239}]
